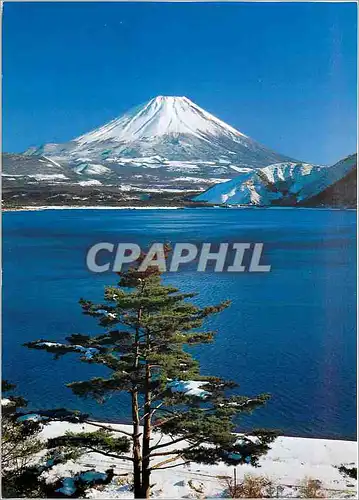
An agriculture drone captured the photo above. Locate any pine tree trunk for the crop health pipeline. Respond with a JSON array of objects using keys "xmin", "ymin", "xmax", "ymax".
[
  {"xmin": 141, "ymin": 361, "xmax": 152, "ymax": 499},
  {"xmin": 141, "ymin": 423, "xmax": 151, "ymax": 498},
  {"xmin": 132, "ymin": 389, "xmax": 143, "ymax": 497},
  {"xmin": 142, "ymin": 315, "xmax": 152, "ymax": 499},
  {"xmin": 132, "ymin": 318, "xmax": 142, "ymax": 498}
]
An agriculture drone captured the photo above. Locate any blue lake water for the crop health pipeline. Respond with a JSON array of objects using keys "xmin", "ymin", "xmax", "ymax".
[{"xmin": 2, "ymin": 208, "xmax": 357, "ymax": 439}]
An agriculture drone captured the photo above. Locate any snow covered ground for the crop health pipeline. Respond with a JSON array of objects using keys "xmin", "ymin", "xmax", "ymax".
[{"xmin": 39, "ymin": 421, "xmax": 357, "ymax": 498}]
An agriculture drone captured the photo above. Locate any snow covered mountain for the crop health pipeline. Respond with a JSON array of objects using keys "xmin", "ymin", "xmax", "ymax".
[
  {"xmin": 68, "ymin": 96, "xmax": 294, "ymax": 165},
  {"xmin": 194, "ymin": 154, "xmax": 357, "ymax": 207},
  {"xmin": 6, "ymin": 96, "xmax": 355, "ymax": 206},
  {"xmin": 21, "ymin": 96, "xmax": 296, "ymax": 190}
]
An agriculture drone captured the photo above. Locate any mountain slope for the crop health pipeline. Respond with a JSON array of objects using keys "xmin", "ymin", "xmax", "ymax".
[
  {"xmin": 295, "ymin": 154, "xmax": 357, "ymax": 202},
  {"xmin": 194, "ymin": 154, "xmax": 357, "ymax": 207},
  {"xmin": 300, "ymin": 158, "xmax": 357, "ymax": 208},
  {"xmin": 2, "ymin": 153, "xmax": 76, "ymax": 182},
  {"xmin": 24, "ymin": 96, "xmax": 296, "ymax": 173}
]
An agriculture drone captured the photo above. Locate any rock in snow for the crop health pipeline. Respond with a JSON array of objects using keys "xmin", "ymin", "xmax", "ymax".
[{"xmin": 55, "ymin": 477, "xmax": 77, "ymax": 496}]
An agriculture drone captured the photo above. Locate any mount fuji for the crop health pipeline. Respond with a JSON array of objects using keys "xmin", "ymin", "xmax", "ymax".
[
  {"xmin": 26, "ymin": 96, "xmax": 294, "ymax": 166},
  {"xmin": 19, "ymin": 96, "xmax": 296, "ymax": 191}
]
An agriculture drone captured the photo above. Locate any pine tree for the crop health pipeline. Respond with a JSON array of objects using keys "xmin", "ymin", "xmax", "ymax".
[{"xmin": 25, "ymin": 250, "xmax": 276, "ymax": 498}]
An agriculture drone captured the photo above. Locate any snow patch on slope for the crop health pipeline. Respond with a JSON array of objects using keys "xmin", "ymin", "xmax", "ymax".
[
  {"xmin": 29, "ymin": 174, "xmax": 68, "ymax": 181},
  {"xmin": 43, "ymin": 156, "xmax": 62, "ymax": 168},
  {"xmin": 73, "ymin": 163, "xmax": 111, "ymax": 175},
  {"xmin": 78, "ymin": 179, "xmax": 103, "ymax": 187}
]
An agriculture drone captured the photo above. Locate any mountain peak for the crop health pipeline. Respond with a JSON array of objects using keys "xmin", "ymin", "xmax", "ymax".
[
  {"xmin": 74, "ymin": 95, "xmax": 247, "ymax": 146},
  {"xmin": 153, "ymin": 95, "xmax": 188, "ymax": 100}
]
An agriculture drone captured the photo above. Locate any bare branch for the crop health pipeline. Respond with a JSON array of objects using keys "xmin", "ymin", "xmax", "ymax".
[{"xmin": 151, "ymin": 457, "xmax": 191, "ymax": 471}]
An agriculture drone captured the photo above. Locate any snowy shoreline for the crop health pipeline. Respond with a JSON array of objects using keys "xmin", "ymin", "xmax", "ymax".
[
  {"xmin": 40, "ymin": 420, "xmax": 357, "ymax": 498},
  {"xmin": 3, "ymin": 205, "xmax": 185, "ymax": 212}
]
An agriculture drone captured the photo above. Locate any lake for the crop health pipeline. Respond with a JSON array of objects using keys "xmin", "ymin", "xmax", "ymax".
[{"xmin": 2, "ymin": 207, "xmax": 356, "ymax": 439}]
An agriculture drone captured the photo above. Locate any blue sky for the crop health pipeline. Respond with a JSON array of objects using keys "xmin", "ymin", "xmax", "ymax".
[{"xmin": 2, "ymin": 2, "xmax": 357, "ymax": 165}]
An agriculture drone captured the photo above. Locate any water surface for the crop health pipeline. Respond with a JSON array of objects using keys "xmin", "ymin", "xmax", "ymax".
[{"xmin": 2, "ymin": 208, "xmax": 356, "ymax": 439}]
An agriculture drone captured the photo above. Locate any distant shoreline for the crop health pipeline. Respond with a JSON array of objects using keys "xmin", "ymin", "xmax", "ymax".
[
  {"xmin": 3, "ymin": 205, "xmax": 356, "ymax": 212},
  {"xmin": 3, "ymin": 205, "xmax": 185, "ymax": 212}
]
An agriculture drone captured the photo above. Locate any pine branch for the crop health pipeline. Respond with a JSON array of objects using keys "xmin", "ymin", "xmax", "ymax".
[
  {"xmin": 150, "ymin": 431, "xmax": 165, "ymax": 450},
  {"xmin": 86, "ymin": 447, "xmax": 133, "ymax": 462},
  {"xmin": 152, "ymin": 413, "xmax": 182, "ymax": 429},
  {"xmin": 84, "ymin": 420, "xmax": 133, "ymax": 437},
  {"xmin": 149, "ymin": 434, "xmax": 196, "ymax": 452}
]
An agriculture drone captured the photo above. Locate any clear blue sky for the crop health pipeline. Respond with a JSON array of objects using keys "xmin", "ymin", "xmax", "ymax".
[{"xmin": 2, "ymin": 2, "xmax": 357, "ymax": 165}]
